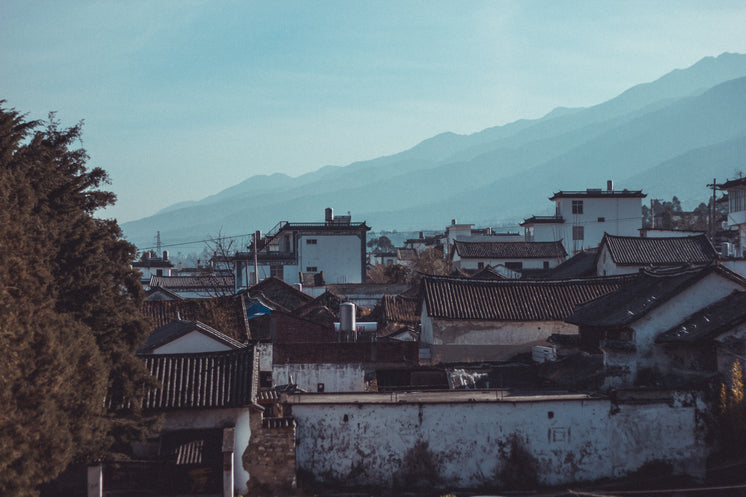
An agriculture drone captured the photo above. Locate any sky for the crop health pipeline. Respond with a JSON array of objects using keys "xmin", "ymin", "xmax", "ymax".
[{"xmin": 2, "ymin": 1, "xmax": 746, "ymax": 223}]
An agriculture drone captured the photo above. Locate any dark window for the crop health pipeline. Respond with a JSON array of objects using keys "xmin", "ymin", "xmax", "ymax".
[
  {"xmin": 306, "ymin": 266, "xmax": 318, "ymax": 272},
  {"xmin": 573, "ymin": 226, "xmax": 584, "ymax": 240},
  {"xmin": 317, "ymin": 383, "xmax": 325, "ymax": 393},
  {"xmin": 572, "ymin": 200, "xmax": 583, "ymax": 214},
  {"xmin": 597, "ymin": 217, "xmax": 605, "ymax": 222},
  {"xmin": 270, "ymin": 265, "xmax": 283, "ymax": 279},
  {"xmin": 543, "ymin": 261, "xmax": 550, "ymax": 270},
  {"xmin": 505, "ymin": 262, "xmax": 523, "ymax": 272},
  {"xmin": 306, "ymin": 239, "xmax": 318, "ymax": 245},
  {"xmin": 259, "ymin": 372, "xmax": 272, "ymax": 388},
  {"xmin": 477, "ymin": 262, "xmax": 484, "ymax": 269},
  {"xmin": 156, "ymin": 269, "xmax": 163, "ymax": 276}
]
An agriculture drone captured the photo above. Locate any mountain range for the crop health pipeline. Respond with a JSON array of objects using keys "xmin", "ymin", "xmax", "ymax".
[{"xmin": 121, "ymin": 52, "xmax": 746, "ymax": 250}]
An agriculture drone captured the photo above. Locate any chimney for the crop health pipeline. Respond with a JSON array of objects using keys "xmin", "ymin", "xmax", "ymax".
[
  {"xmin": 163, "ymin": 250, "xmax": 169, "ymax": 261},
  {"xmin": 419, "ymin": 231, "xmax": 424, "ymax": 239},
  {"xmin": 325, "ymin": 207, "xmax": 334, "ymax": 223},
  {"xmin": 451, "ymin": 219, "xmax": 457, "ymax": 225},
  {"xmin": 607, "ymin": 180, "xmax": 614, "ymax": 191}
]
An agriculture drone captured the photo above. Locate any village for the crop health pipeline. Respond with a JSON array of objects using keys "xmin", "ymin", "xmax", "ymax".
[{"xmin": 78, "ymin": 176, "xmax": 746, "ymax": 496}]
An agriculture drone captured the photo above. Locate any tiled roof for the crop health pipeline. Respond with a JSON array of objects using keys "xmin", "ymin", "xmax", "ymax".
[
  {"xmin": 602, "ymin": 233, "xmax": 717, "ymax": 266},
  {"xmin": 140, "ymin": 296, "xmax": 250, "ymax": 342},
  {"xmin": 520, "ymin": 215, "xmax": 565, "ymax": 226},
  {"xmin": 140, "ymin": 348, "xmax": 256, "ymax": 410},
  {"xmin": 246, "ymin": 277, "xmax": 314, "ymax": 311},
  {"xmin": 149, "ymin": 275, "xmax": 234, "ymax": 290},
  {"xmin": 566, "ymin": 265, "xmax": 744, "ymax": 328},
  {"xmin": 453, "ymin": 240, "xmax": 567, "ymax": 259},
  {"xmin": 550, "ymin": 189, "xmax": 646, "ymax": 199},
  {"xmin": 716, "ymin": 177, "xmax": 746, "ymax": 189},
  {"xmin": 139, "ymin": 320, "xmax": 246, "ymax": 353},
  {"xmin": 657, "ymin": 291, "xmax": 746, "ymax": 343},
  {"xmin": 469, "ymin": 265, "xmax": 506, "ymax": 280},
  {"xmin": 544, "ymin": 249, "xmax": 598, "ymax": 279},
  {"xmin": 132, "ymin": 258, "xmax": 174, "ymax": 268},
  {"xmin": 421, "ymin": 274, "xmax": 633, "ymax": 321},
  {"xmin": 382, "ymin": 295, "xmax": 420, "ymax": 325}
]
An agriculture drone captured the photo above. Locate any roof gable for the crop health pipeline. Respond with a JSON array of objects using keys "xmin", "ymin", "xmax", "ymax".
[
  {"xmin": 657, "ymin": 291, "xmax": 746, "ymax": 343},
  {"xmin": 453, "ymin": 240, "xmax": 567, "ymax": 259},
  {"xmin": 140, "ymin": 320, "xmax": 246, "ymax": 353},
  {"xmin": 421, "ymin": 274, "xmax": 633, "ymax": 321},
  {"xmin": 602, "ymin": 233, "xmax": 717, "ymax": 266},
  {"xmin": 567, "ymin": 265, "xmax": 746, "ymax": 328},
  {"xmin": 140, "ymin": 296, "xmax": 250, "ymax": 342},
  {"xmin": 245, "ymin": 276, "xmax": 314, "ymax": 311}
]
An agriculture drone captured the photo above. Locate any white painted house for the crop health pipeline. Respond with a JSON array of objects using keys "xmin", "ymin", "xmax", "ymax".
[
  {"xmin": 418, "ymin": 274, "xmax": 633, "ymax": 364},
  {"xmin": 451, "ymin": 239, "xmax": 567, "ymax": 274},
  {"xmin": 595, "ymin": 233, "xmax": 718, "ymax": 276},
  {"xmin": 717, "ymin": 176, "xmax": 746, "ymax": 258},
  {"xmin": 233, "ymin": 208, "xmax": 370, "ymax": 289},
  {"xmin": 521, "ymin": 181, "xmax": 646, "ymax": 255},
  {"xmin": 566, "ymin": 265, "xmax": 746, "ymax": 389}
]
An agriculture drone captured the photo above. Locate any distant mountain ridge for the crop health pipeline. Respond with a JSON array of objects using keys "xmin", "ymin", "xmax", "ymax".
[{"xmin": 122, "ymin": 53, "xmax": 746, "ymax": 249}]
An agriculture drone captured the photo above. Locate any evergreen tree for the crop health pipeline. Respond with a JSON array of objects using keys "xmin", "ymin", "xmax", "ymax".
[{"xmin": 0, "ymin": 103, "xmax": 158, "ymax": 496}]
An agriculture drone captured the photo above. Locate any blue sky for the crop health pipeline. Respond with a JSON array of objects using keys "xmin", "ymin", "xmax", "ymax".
[{"xmin": 2, "ymin": 1, "xmax": 746, "ymax": 222}]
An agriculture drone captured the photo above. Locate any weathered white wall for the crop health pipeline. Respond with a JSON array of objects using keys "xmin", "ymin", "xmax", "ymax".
[
  {"xmin": 291, "ymin": 393, "xmax": 705, "ymax": 488},
  {"xmin": 273, "ymin": 363, "xmax": 365, "ymax": 392},
  {"xmin": 256, "ymin": 342, "xmax": 273, "ymax": 372},
  {"xmin": 455, "ymin": 256, "xmax": 560, "ymax": 271},
  {"xmin": 420, "ymin": 311, "xmax": 577, "ymax": 363},
  {"xmin": 297, "ymin": 234, "xmax": 364, "ymax": 284},
  {"xmin": 152, "ymin": 331, "xmax": 234, "ymax": 354}
]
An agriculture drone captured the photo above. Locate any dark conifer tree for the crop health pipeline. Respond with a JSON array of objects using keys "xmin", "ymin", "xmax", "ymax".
[{"xmin": 0, "ymin": 103, "xmax": 158, "ymax": 497}]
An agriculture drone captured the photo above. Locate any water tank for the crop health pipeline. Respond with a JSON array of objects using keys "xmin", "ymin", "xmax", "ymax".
[
  {"xmin": 325, "ymin": 207, "xmax": 334, "ymax": 223},
  {"xmin": 722, "ymin": 242, "xmax": 732, "ymax": 258},
  {"xmin": 340, "ymin": 302, "xmax": 356, "ymax": 332}
]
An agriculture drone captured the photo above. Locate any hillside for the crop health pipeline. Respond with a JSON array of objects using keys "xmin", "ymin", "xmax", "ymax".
[{"xmin": 121, "ymin": 53, "xmax": 746, "ymax": 249}]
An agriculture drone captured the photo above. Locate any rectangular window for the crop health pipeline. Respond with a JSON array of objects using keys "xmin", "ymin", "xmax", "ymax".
[
  {"xmin": 505, "ymin": 262, "xmax": 523, "ymax": 272},
  {"xmin": 477, "ymin": 262, "xmax": 485, "ymax": 269},
  {"xmin": 543, "ymin": 261, "xmax": 550, "ymax": 270},
  {"xmin": 597, "ymin": 217, "xmax": 605, "ymax": 222},
  {"xmin": 573, "ymin": 226, "xmax": 584, "ymax": 240},
  {"xmin": 306, "ymin": 266, "xmax": 318, "ymax": 272},
  {"xmin": 306, "ymin": 239, "xmax": 318, "ymax": 245},
  {"xmin": 572, "ymin": 200, "xmax": 583, "ymax": 214}
]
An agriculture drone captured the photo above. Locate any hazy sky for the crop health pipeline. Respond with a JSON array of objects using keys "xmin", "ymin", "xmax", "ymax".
[{"xmin": 2, "ymin": 1, "xmax": 746, "ymax": 223}]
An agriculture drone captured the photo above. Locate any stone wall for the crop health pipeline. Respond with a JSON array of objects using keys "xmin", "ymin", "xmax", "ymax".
[{"xmin": 243, "ymin": 416, "xmax": 296, "ymax": 495}]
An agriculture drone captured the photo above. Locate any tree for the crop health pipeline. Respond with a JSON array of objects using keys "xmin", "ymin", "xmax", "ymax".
[
  {"xmin": 411, "ymin": 248, "xmax": 451, "ymax": 283},
  {"xmin": 367, "ymin": 235, "xmax": 394, "ymax": 253},
  {"xmin": 0, "ymin": 104, "xmax": 158, "ymax": 496}
]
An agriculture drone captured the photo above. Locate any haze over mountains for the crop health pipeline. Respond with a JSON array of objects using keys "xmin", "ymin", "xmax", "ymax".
[{"xmin": 122, "ymin": 53, "xmax": 746, "ymax": 250}]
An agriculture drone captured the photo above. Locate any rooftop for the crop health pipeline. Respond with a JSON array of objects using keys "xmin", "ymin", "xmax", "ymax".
[
  {"xmin": 140, "ymin": 348, "xmax": 256, "ymax": 410},
  {"xmin": 139, "ymin": 320, "xmax": 246, "ymax": 353},
  {"xmin": 421, "ymin": 274, "xmax": 634, "ymax": 321},
  {"xmin": 453, "ymin": 240, "xmax": 567, "ymax": 259},
  {"xmin": 601, "ymin": 233, "xmax": 718, "ymax": 266},
  {"xmin": 657, "ymin": 291, "xmax": 746, "ymax": 343},
  {"xmin": 550, "ymin": 189, "xmax": 646, "ymax": 200}
]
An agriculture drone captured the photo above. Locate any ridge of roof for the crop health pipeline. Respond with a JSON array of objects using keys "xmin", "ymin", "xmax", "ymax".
[
  {"xmin": 139, "ymin": 319, "xmax": 246, "ymax": 353},
  {"xmin": 601, "ymin": 233, "xmax": 717, "ymax": 266},
  {"xmin": 656, "ymin": 291, "xmax": 746, "ymax": 343},
  {"xmin": 453, "ymin": 240, "xmax": 567, "ymax": 259}
]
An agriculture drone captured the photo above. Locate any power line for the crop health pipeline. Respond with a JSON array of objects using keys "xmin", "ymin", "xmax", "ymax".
[{"xmin": 138, "ymin": 232, "xmax": 254, "ymax": 252}]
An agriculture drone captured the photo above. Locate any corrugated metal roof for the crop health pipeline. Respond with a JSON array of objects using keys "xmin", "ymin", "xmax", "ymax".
[
  {"xmin": 453, "ymin": 240, "xmax": 567, "ymax": 259},
  {"xmin": 422, "ymin": 274, "xmax": 632, "ymax": 321},
  {"xmin": 140, "ymin": 348, "xmax": 256, "ymax": 409},
  {"xmin": 604, "ymin": 233, "xmax": 717, "ymax": 266}
]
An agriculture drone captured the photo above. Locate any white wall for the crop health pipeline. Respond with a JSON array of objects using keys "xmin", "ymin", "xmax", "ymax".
[
  {"xmin": 152, "ymin": 331, "xmax": 234, "ymax": 354},
  {"xmin": 298, "ymin": 233, "xmax": 364, "ymax": 284},
  {"xmin": 291, "ymin": 393, "xmax": 706, "ymax": 488},
  {"xmin": 273, "ymin": 363, "xmax": 366, "ymax": 392}
]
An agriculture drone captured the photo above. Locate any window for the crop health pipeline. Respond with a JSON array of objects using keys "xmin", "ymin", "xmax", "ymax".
[
  {"xmin": 597, "ymin": 217, "xmax": 605, "ymax": 222},
  {"xmin": 505, "ymin": 262, "xmax": 523, "ymax": 272},
  {"xmin": 317, "ymin": 383, "xmax": 325, "ymax": 393},
  {"xmin": 573, "ymin": 226, "xmax": 584, "ymax": 240},
  {"xmin": 306, "ymin": 239, "xmax": 318, "ymax": 245},
  {"xmin": 270, "ymin": 265, "xmax": 283, "ymax": 279},
  {"xmin": 477, "ymin": 262, "xmax": 485, "ymax": 269},
  {"xmin": 156, "ymin": 269, "xmax": 163, "ymax": 276},
  {"xmin": 572, "ymin": 200, "xmax": 583, "ymax": 214},
  {"xmin": 543, "ymin": 261, "xmax": 550, "ymax": 270},
  {"xmin": 731, "ymin": 189, "xmax": 746, "ymax": 213},
  {"xmin": 306, "ymin": 266, "xmax": 318, "ymax": 272}
]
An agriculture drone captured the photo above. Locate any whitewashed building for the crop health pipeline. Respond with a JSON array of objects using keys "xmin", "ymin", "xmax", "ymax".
[
  {"xmin": 521, "ymin": 181, "xmax": 646, "ymax": 255},
  {"xmin": 451, "ymin": 239, "xmax": 567, "ymax": 274},
  {"xmin": 233, "ymin": 208, "xmax": 370, "ymax": 289}
]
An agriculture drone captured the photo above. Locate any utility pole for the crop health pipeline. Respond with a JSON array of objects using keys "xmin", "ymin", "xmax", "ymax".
[
  {"xmin": 253, "ymin": 231, "xmax": 260, "ymax": 285},
  {"xmin": 706, "ymin": 178, "xmax": 717, "ymax": 243}
]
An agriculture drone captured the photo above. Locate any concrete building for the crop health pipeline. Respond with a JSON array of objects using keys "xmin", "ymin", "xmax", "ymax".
[
  {"xmin": 233, "ymin": 208, "xmax": 370, "ymax": 289},
  {"xmin": 521, "ymin": 181, "xmax": 646, "ymax": 255}
]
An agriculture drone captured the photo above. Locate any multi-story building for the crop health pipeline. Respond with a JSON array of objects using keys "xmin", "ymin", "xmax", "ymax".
[
  {"xmin": 233, "ymin": 208, "xmax": 370, "ymax": 290},
  {"xmin": 521, "ymin": 180, "xmax": 646, "ymax": 255}
]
